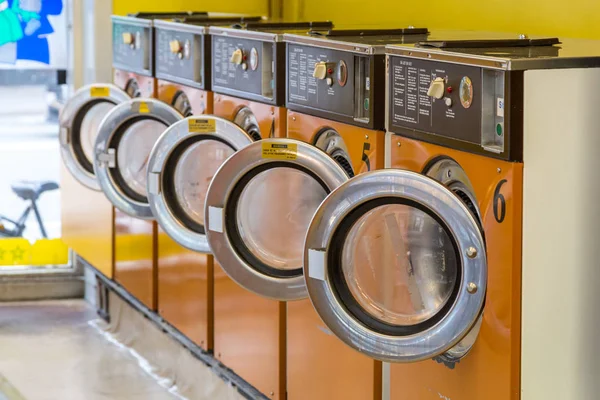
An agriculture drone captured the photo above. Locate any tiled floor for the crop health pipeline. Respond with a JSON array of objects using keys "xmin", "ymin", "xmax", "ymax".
[{"xmin": 0, "ymin": 300, "xmax": 177, "ymax": 400}]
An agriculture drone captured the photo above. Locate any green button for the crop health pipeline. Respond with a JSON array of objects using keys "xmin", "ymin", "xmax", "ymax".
[
  {"xmin": 364, "ymin": 98, "xmax": 370, "ymax": 110},
  {"xmin": 496, "ymin": 123, "xmax": 503, "ymax": 136}
]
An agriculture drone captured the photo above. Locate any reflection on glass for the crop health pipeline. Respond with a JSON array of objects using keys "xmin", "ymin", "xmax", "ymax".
[
  {"xmin": 117, "ymin": 120, "xmax": 166, "ymax": 197},
  {"xmin": 81, "ymin": 102, "xmax": 115, "ymax": 164},
  {"xmin": 236, "ymin": 167, "xmax": 327, "ymax": 271},
  {"xmin": 174, "ymin": 140, "xmax": 235, "ymax": 226},
  {"xmin": 342, "ymin": 204, "xmax": 458, "ymax": 326}
]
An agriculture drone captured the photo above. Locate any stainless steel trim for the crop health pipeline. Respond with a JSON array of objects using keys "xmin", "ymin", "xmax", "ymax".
[
  {"xmin": 153, "ymin": 19, "xmax": 209, "ymax": 34},
  {"xmin": 209, "ymin": 26, "xmax": 279, "ymax": 42},
  {"xmin": 147, "ymin": 116, "xmax": 254, "ymax": 253},
  {"xmin": 204, "ymin": 138, "xmax": 349, "ymax": 301},
  {"xmin": 147, "ymin": 172, "xmax": 161, "ymax": 195},
  {"xmin": 304, "ymin": 169, "xmax": 487, "ymax": 362},
  {"xmin": 94, "ymin": 98, "xmax": 183, "ymax": 220},
  {"xmin": 111, "ymin": 15, "xmax": 153, "ymax": 28},
  {"xmin": 283, "ymin": 33, "xmax": 377, "ymax": 54},
  {"xmin": 59, "ymin": 84, "xmax": 130, "ymax": 191}
]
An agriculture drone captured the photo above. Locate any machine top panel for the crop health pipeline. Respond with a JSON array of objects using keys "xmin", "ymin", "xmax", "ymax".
[
  {"xmin": 284, "ymin": 27, "xmax": 429, "ymax": 54},
  {"xmin": 111, "ymin": 15, "xmax": 153, "ymax": 28},
  {"xmin": 386, "ymin": 31, "xmax": 600, "ymax": 70},
  {"xmin": 153, "ymin": 16, "xmax": 264, "ymax": 35},
  {"xmin": 210, "ymin": 21, "xmax": 334, "ymax": 43}
]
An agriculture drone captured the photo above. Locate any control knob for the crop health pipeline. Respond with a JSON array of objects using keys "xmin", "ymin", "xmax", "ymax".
[
  {"xmin": 230, "ymin": 48, "xmax": 244, "ymax": 65},
  {"xmin": 427, "ymin": 77, "xmax": 446, "ymax": 99}
]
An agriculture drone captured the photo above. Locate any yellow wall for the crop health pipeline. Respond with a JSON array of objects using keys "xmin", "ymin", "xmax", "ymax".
[
  {"xmin": 283, "ymin": 0, "xmax": 600, "ymax": 40},
  {"xmin": 113, "ymin": 0, "xmax": 270, "ymax": 17}
]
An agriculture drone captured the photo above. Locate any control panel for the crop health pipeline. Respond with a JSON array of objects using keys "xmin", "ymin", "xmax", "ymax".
[
  {"xmin": 112, "ymin": 19, "xmax": 153, "ymax": 76},
  {"xmin": 286, "ymin": 44, "xmax": 384, "ymax": 130},
  {"xmin": 388, "ymin": 56, "xmax": 507, "ymax": 156},
  {"xmin": 212, "ymin": 36, "xmax": 278, "ymax": 104},
  {"xmin": 155, "ymin": 26, "xmax": 206, "ymax": 89}
]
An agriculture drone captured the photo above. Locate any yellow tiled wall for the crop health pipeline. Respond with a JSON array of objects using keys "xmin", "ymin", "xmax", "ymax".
[
  {"xmin": 283, "ymin": 0, "xmax": 600, "ymax": 40},
  {"xmin": 112, "ymin": 0, "xmax": 270, "ymax": 17}
]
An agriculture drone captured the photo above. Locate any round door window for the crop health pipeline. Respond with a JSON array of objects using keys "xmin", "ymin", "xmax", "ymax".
[
  {"xmin": 59, "ymin": 84, "xmax": 130, "ymax": 190},
  {"xmin": 304, "ymin": 169, "xmax": 486, "ymax": 362},
  {"xmin": 234, "ymin": 167, "xmax": 329, "ymax": 272},
  {"xmin": 147, "ymin": 116, "xmax": 256, "ymax": 254},
  {"xmin": 204, "ymin": 139, "xmax": 350, "ymax": 300},
  {"xmin": 115, "ymin": 119, "xmax": 166, "ymax": 200},
  {"xmin": 341, "ymin": 203, "xmax": 458, "ymax": 327},
  {"xmin": 173, "ymin": 140, "xmax": 235, "ymax": 227},
  {"xmin": 94, "ymin": 99, "xmax": 183, "ymax": 219}
]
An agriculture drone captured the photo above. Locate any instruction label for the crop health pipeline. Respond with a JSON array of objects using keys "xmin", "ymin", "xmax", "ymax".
[
  {"xmin": 137, "ymin": 101, "xmax": 151, "ymax": 114},
  {"xmin": 262, "ymin": 142, "xmax": 297, "ymax": 160},
  {"xmin": 188, "ymin": 118, "xmax": 216, "ymax": 133},
  {"xmin": 90, "ymin": 86, "xmax": 110, "ymax": 97}
]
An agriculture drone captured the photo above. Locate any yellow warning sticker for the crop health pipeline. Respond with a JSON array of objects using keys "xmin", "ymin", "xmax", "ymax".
[
  {"xmin": 90, "ymin": 86, "xmax": 110, "ymax": 97},
  {"xmin": 188, "ymin": 118, "xmax": 216, "ymax": 133},
  {"xmin": 138, "ymin": 101, "xmax": 151, "ymax": 114},
  {"xmin": 262, "ymin": 142, "xmax": 298, "ymax": 160}
]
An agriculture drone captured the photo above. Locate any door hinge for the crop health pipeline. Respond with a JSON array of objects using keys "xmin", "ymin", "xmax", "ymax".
[{"xmin": 97, "ymin": 148, "xmax": 116, "ymax": 168}]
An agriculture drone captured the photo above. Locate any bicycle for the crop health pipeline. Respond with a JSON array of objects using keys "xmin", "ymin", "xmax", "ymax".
[{"xmin": 0, "ymin": 181, "xmax": 59, "ymax": 238}]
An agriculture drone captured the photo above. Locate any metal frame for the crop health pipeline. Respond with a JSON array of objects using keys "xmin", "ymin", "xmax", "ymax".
[
  {"xmin": 94, "ymin": 98, "xmax": 182, "ymax": 220},
  {"xmin": 147, "ymin": 116, "xmax": 254, "ymax": 253},
  {"xmin": 304, "ymin": 169, "xmax": 487, "ymax": 362},
  {"xmin": 59, "ymin": 84, "xmax": 130, "ymax": 190},
  {"xmin": 204, "ymin": 138, "xmax": 349, "ymax": 301}
]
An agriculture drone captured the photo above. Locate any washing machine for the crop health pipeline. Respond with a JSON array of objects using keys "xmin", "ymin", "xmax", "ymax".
[
  {"xmin": 59, "ymin": 14, "xmax": 167, "ymax": 277},
  {"xmin": 149, "ymin": 15, "xmax": 262, "ymax": 350},
  {"xmin": 203, "ymin": 27, "xmax": 428, "ymax": 400},
  {"xmin": 203, "ymin": 21, "xmax": 332, "ymax": 400},
  {"xmin": 295, "ymin": 35, "xmax": 600, "ymax": 400}
]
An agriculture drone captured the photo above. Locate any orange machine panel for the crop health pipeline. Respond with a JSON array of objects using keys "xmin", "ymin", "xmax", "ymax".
[
  {"xmin": 157, "ymin": 233, "xmax": 213, "ymax": 349},
  {"xmin": 212, "ymin": 95, "xmax": 287, "ymax": 400},
  {"xmin": 389, "ymin": 136, "xmax": 523, "ymax": 400},
  {"xmin": 214, "ymin": 94, "xmax": 286, "ymax": 139},
  {"xmin": 60, "ymin": 165, "xmax": 113, "ymax": 278},
  {"xmin": 156, "ymin": 80, "xmax": 214, "ymax": 350},
  {"xmin": 114, "ymin": 69, "xmax": 155, "ymax": 98},
  {"xmin": 114, "ymin": 211, "xmax": 156, "ymax": 311},
  {"xmin": 157, "ymin": 80, "xmax": 214, "ymax": 115},
  {"xmin": 286, "ymin": 111, "xmax": 384, "ymax": 400}
]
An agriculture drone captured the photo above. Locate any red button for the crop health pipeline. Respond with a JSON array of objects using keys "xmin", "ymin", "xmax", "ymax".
[
  {"xmin": 447, "ymin": 86, "xmax": 453, "ymax": 93},
  {"xmin": 243, "ymin": 55, "xmax": 248, "ymax": 61},
  {"xmin": 327, "ymin": 68, "xmax": 333, "ymax": 74}
]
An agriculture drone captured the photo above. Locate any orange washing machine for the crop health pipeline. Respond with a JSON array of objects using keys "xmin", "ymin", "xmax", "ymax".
[
  {"xmin": 149, "ymin": 15, "xmax": 262, "ymax": 350},
  {"xmin": 295, "ymin": 35, "xmax": 600, "ymax": 400},
  {"xmin": 58, "ymin": 13, "xmax": 174, "ymax": 277},
  {"xmin": 203, "ymin": 21, "xmax": 333, "ymax": 399},
  {"xmin": 283, "ymin": 27, "xmax": 429, "ymax": 400},
  {"xmin": 203, "ymin": 27, "xmax": 427, "ymax": 400}
]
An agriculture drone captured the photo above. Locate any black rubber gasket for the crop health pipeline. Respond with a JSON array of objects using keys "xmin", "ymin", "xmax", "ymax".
[
  {"xmin": 108, "ymin": 115, "xmax": 166, "ymax": 204},
  {"xmin": 327, "ymin": 196, "xmax": 462, "ymax": 336},
  {"xmin": 71, "ymin": 99, "xmax": 116, "ymax": 174},
  {"xmin": 163, "ymin": 135, "xmax": 236, "ymax": 234},
  {"xmin": 225, "ymin": 162, "xmax": 330, "ymax": 279}
]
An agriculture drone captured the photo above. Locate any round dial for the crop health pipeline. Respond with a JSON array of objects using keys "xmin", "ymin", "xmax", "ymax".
[
  {"xmin": 250, "ymin": 47, "xmax": 259, "ymax": 71},
  {"xmin": 183, "ymin": 40, "xmax": 191, "ymax": 59},
  {"xmin": 459, "ymin": 76, "xmax": 474, "ymax": 109},
  {"xmin": 337, "ymin": 60, "xmax": 348, "ymax": 87}
]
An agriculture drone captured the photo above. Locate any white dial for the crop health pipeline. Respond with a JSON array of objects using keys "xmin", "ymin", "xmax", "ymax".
[{"xmin": 250, "ymin": 47, "xmax": 259, "ymax": 71}]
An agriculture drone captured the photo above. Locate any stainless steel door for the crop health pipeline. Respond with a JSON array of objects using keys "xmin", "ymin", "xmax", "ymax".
[
  {"xmin": 59, "ymin": 84, "xmax": 130, "ymax": 190},
  {"xmin": 304, "ymin": 169, "xmax": 486, "ymax": 362},
  {"xmin": 204, "ymin": 138, "xmax": 350, "ymax": 300},
  {"xmin": 147, "ymin": 116, "xmax": 254, "ymax": 253},
  {"xmin": 94, "ymin": 98, "xmax": 183, "ymax": 219}
]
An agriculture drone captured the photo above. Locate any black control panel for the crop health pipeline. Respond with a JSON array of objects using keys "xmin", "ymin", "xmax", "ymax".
[
  {"xmin": 286, "ymin": 44, "xmax": 385, "ymax": 130},
  {"xmin": 112, "ymin": 19, "xmax": 153, "ymax": 76},
  {"xmin": 212, "ymin": 36, "xmax": 283, "ymax": 105},
  {"xmin": 389, "ymin": 57, "xmax": 482, "ymax": 142},
  {"xmin": 387, "ymin": 55, "xmax": 522, "ymax": 161},
  {"xmin": 155, "ymin": 27, "xmax": 207, "ymax": 89}
]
